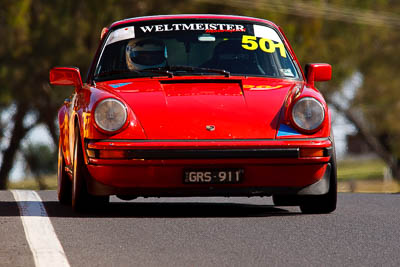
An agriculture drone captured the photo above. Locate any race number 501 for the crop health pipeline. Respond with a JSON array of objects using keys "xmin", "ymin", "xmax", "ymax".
[{"xmin": 241, "ymin": 35, "xmax": 286, "ymax": 58}]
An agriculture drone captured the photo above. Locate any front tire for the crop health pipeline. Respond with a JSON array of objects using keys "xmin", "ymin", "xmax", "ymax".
[
  {"xmin": 299, "ymin": 152, "xmax": 337, "ymax": 214},
  {"xmin": 72, "ymin": 127, "xmax": 109, "ymax": 211},
  {"xmin": 58, "ymin": 138, "xmax": 72, "ymax": 205}
]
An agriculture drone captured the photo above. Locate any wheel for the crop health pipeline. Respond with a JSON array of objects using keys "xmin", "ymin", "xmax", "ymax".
[
  {"xmin": 71, "ymin": 127, "xmax": 90, "ymax": 211},
  {"xmin": 299, "ymin": 147, "xmax": 337, "ymax": 214},
  {"xmin": 57, "ymin": 137, "xmax": 72, "ymax": 205},
  {"xmin": 72, "ymin": 126, "xmax": 109, "ymax": 212}
]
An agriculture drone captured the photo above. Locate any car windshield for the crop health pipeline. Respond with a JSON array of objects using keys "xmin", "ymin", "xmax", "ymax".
[{"xmin": 93, "ymin": 20, "xmax": 300, "ymax": 81}]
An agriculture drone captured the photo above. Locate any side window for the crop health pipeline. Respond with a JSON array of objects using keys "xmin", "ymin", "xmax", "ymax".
[{"xmin": 96, "ymin": 42, "xmax": 127, "ymax": 74}]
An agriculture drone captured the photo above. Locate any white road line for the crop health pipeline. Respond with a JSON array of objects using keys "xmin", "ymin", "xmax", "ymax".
[{"xmin": 11, "ymin": 190, "xmax": 70, "ymax": 267}]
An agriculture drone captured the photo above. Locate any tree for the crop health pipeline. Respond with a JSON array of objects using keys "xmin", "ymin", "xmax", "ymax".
[{"xmin": 0, "ymin": 0, "xmax": 188, "ymax": 188}]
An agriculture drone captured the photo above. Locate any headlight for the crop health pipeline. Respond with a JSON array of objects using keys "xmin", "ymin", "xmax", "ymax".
[
  {"xmin": 291, "ymin": 97, "xmax": 325, "ymax": 132},
  {"xmin": 94, "ymin": 98, "xmax": 127, "ymax": 132}
]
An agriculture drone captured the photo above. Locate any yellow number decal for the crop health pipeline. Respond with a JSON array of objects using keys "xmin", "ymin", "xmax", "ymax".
[
  {"xmin": 274, "ymin": 42, "xmax": 286, "ymax": 58},
  {"xmin": 241, "ymin": 35, "xmax": 258, "ymax": 50},
  {"xmin": 242, "ymin": 35, "xmax": 286, "ymax": 58},
  {"xmin": 259, "ymin": 38, "xmax": 275, "ymax": 53}
]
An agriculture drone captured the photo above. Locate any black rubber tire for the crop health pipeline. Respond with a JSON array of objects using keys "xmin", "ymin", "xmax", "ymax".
[
  {"xmin": 57, "ymin": 138, "xmax": 72, "ymax": 205},
  {"xmin": 71, "ymin": 127, "xmax": 109, "ymax": 212},
  {"xmin": 71, "ymin": 128, "xmax": 90, "ymax": 211},
  {"xmin": 299, "ymin": 149, "xmax": 337, "ymax": 214}
]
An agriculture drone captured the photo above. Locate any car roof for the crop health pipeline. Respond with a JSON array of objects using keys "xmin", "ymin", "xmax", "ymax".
[{"xmin": 109, "ymin": 14, "xmax": 278, "ymax": 29}]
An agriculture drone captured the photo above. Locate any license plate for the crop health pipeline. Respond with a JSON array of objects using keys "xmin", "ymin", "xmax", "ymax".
[{"xmin": 183, "ymin": 169, "xmax": 244, "ymax": 184}]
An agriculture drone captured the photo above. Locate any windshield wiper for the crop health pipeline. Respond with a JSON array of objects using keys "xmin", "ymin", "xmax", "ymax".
[
  {"xmin": 141, "ymin": 68, "xmax": 174, "ymax": 78},
  {"xmin": 95, "ymin": 65, "xmax": 229, "ymax": 80},
  {"xmin": 166, "ymin": 65, "xmax": 230, "ymax": 77},
  {"xmin": 94, "ymin": 68, "xmax": 173, "ymax": 80}
]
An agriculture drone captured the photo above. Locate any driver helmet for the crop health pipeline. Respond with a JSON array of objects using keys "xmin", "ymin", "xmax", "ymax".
[{"xmin": 126, "ymin": 39, "xmax": 168, "ymax": 71}]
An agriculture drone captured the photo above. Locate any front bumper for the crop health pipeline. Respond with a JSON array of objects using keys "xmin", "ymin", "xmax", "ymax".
[{"xmin": 84, "ymin": 138, "xmax": 334, "ymax": 197}]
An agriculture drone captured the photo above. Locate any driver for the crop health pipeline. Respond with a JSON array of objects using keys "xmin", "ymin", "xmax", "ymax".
[{"xmin": 125, "ymin": 39, "xmax": 168, "ymax": 71}]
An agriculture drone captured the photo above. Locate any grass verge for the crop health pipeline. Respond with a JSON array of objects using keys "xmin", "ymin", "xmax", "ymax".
[
  {"xmin": 337, "ymin": 158, "xmax": 387, "ymax": 181},
  {"xmin": 8, "ymin": 175, "xmax": 57, "ymax": 190}
]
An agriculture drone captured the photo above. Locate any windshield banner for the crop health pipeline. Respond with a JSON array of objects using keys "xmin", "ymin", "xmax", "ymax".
[{"xmin": 139, "ymin": 23, "xmax": 246, "ymax": 33}]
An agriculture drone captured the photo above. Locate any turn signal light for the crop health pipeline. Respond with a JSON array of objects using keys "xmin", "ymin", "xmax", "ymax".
[
  {"xmin": 86, "ymin": 149, "xmax": 96, "ymax": 158},
  {"xmin": 87, "ymin": 149, "xmax": 127, "ymax": 159},
  {"xmin": 98, "ymin": 150, "xmax": 126, "ymax": 159},
  {"xmin": 300, "ymin": 148, "xmax": 324, "ymax": 158},
  {"xmin": 87, "ymin": 149, "xmax": 128, "ymax": 159}
]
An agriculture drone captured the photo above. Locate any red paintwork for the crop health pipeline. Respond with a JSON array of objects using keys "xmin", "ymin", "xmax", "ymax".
[
  {"xmin": 306, "ymin": 63, "xmax": 332, "ymax": 87},
  {"xmin": 96, "ymin": 77, "xmax": 295, "ymax": 140},
  {"xmin": 50, "ymin": 67, "xmax": 83, "ymax": 90},
  {"xmin": 51, "ymin": 15, "xmax": 334, "ymax": 196},
  {"xmin": 86, "ymin": 163, "xmax": 327, "ymax": 188}
]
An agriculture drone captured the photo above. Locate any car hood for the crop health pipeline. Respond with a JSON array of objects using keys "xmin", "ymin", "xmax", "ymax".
[{"xmin": 98, "ymin": 78, "xmax": 299, "ymax": 139}]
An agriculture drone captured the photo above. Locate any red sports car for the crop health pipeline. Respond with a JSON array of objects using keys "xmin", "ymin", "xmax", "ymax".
[{"xmin": 50, "ymin": 14, "xmax": 336, "ymax": 213}]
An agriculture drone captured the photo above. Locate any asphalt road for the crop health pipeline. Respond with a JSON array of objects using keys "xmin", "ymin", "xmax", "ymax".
[{"xmin": 1, "ymin": 191, "xmax": 399, "ymax": 267}]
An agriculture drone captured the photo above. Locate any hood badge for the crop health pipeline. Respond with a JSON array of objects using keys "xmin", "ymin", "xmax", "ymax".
[{"xmin": 206, "ymin": 125, "xmax": 215, "ymax": 131}]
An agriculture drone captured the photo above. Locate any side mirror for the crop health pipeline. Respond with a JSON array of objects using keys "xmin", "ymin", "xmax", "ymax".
[
  {"xmin": 49, "ymin": 67, "xmax": 83, "ymax": 91},
  {"xmin": 305, "ymin": 63, "xmax": 332, "ymax": 87}
]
